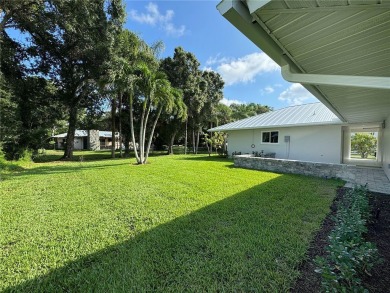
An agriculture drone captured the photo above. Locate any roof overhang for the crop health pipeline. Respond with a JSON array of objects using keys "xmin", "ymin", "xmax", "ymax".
[{"xmin": 217, "ymin": 0, "xmax": 390, "ymax": 124}]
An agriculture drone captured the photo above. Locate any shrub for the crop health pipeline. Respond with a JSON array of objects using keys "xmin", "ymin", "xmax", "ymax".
[
  {"xmin": 315, "ymin": 187, "xmax": 380, "ymax": 292},
  {"xmin": 19, "ymin": 149, "xmax": 33, "ymax": 163}
]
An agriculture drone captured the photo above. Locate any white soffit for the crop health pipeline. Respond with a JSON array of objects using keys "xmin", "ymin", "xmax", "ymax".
[{"xmin": 217, "ymin": 0, "xmax": 390, "ymax": 124}]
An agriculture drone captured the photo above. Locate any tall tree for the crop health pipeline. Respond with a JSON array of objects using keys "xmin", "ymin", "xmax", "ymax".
[
  {"xmin": 230, "ymin": 103, "xmax": 272, "ymax": 121},
  {"xmin": 0, "ymin": 19, "xmax": 64, "ymax": 158},
  {"xmin": 7, "ymin": 0, "xmax": 125, "ymax": 159},
  {"xmin": 351, "ymin": 133, "xmax": 377, "ymax": 159},
  {"xmin": 160, "ymin": 47, "xmax": 203, "ymax": 154},
  {"xmin": 101, "ymin": 29, "xmax": 142, "ymax": 158},
  {"xmin": 130, "ymin": 62, "xmax": 186, "ymax": 164}
]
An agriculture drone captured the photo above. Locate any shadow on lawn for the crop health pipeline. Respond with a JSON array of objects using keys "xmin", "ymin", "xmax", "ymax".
[
  {"xmin": 4, "ymin": 162, "xmax": 131, "ymax": 180},
  {"xmin": 3, "ymin": 175, "xmax": 336, "ymax": 292},
  {"xmin": 34, "ymin": 150, "xmax": 170, "ymax": 163},
  {"xmin": 178, "ymin": 155, "xmax": 233, "ymax": 164}
]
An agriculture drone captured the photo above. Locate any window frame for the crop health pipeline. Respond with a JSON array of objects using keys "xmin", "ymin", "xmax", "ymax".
[{"xmin": 261, "ymin": 130, "xmax": 279, "ymax": 144}]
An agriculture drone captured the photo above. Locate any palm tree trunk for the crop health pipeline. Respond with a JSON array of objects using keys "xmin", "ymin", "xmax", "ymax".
[
  {"xmin": 118, "ymin": 92, "xmax": 123, "ymax": 158},
  {"xmin": 184, "ymin": 119, "xmax": 188, "ymax": 155},
  {"xmin": 129, "ymin": 91, "xmax": 140, "ymax": 163},
  {"xmin": 139, "ymin": 100, "xmax": 147, "ymax": 163},
  {"xmin": 168, "ymin": 130, "xmax": 177, "ymax": 155},
  {"xmin": 142, "ymin": 102, "xmax": 152, "ymax": 151},
  {"xmin": 145, "ymin": 107, "xmax": 162, "ymax": 163},
  {"xmin": 111, "ymin": 97, "xmax": 116, "ymax": 158},
  {"xmin": 192, "ymin": 129, "xmax": 196, "ymax": 154},
  {"xmin": 195, "ymin": 129, "xmax": 200, "ymax": 154}
]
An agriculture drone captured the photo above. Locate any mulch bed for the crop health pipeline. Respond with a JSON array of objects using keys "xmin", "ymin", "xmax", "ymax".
[{"xmin": 291, "ymin": 188, "xmax": 390, "ymax": 293}]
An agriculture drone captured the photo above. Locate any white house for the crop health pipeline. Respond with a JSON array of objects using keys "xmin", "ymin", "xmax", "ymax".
[
  {"xmin": 216, "ymin": 0, "xmax": 390, "ymax": 180},
  {"xmin": 210, "ymin": 103, "xmax": 346, "ymax": 164},
  {"xmin": 52, "ymin": 130, "xmax": 120, "ymax": 150}
]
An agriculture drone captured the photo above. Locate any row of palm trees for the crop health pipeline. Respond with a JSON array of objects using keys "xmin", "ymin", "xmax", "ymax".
[{"xmin": 105, "ymin": 30, "xmax": 187, "ymax": 164}]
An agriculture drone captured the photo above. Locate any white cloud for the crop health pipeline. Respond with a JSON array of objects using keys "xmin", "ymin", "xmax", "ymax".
[
  {"xmin": 220, "ymin": 98, "xmax": 245, "ymax": 106},
  {"xmin": 264, "ymin": 86, "xmax": 274, "ymax": 93},
  {"xmin": 278, "ymin": 83, "xmax": 317, "ymax": 105},
  {"xmin": 129, "ymin": 2, "xmax": 186, "ymax": 37},
  {"xmin": 202, "ymin": 66, "xmax": 214, "ymax": 72},
  {"xmin": 205, "ymin": 54, "xmax": 230, "ymax": 66},
  {"xmin": 215, "ymin": 52, "xmax": 279, "ymax": 86}
]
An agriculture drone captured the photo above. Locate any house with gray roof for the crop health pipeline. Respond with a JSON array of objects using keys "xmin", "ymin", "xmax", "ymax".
[
  {"xmin": 52, "ymin": 130, "xmax": 119, "ymax": 151},
  {"xmin": 210, "ymin": 103, "xmax": 350, "ymax": 164}
]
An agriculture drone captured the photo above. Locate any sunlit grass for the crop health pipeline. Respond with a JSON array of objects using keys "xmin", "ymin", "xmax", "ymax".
[{"xmin": 0, "ymin": 152, "xmax": 341, "ymax": 292}]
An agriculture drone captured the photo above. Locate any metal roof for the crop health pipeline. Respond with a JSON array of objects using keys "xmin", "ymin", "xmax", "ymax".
[
  {"xmin": 52, "ymin": 130, "xmax": 88, "ymax": 138},
  {"xmin": 217, "ymin": 0, "xmax": 390, "ymax": 124},
  {"xmin": 209, "ymin": 103, "xmax": 342, "ymax": 132},
  {"xmin": 52, "ymin": 130, "xmax": 117, "ymax": 138}
]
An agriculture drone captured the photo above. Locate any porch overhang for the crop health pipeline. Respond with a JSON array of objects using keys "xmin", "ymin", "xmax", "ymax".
[{"xmin": 217, "ymin": 0, "xmax": 390, "ymax": 124}]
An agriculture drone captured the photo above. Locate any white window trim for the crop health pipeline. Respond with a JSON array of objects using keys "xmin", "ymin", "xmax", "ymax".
[{"xmin": 261, "ymin": 130, "xmax": 280, "ymax": 144}]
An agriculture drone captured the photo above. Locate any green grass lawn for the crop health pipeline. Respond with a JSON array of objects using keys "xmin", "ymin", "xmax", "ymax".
[
  {"xmin": 0, "ymin": 151, "xmax": 341, "ymax": 292},
  {"xmin": 350, "ymin": 153, "xmax": 376, "ymax": 160}
]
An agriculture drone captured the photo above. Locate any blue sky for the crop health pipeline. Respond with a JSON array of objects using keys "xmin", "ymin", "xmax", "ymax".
[
  {"xmin": 6, "ymin": 0, "xmax": 318, "ymax": 110},
  {"xmin": 125, "ymin": 0, "xmax": 318, "ymax": 110}
]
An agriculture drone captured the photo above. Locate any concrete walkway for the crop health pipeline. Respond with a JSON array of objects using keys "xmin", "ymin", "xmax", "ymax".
[{"xmin": 343, "ymin": 166, "xmax": 390, "ymax": 195}]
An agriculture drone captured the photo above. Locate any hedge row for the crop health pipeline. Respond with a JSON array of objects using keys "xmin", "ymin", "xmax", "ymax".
[{"xmin": 315, "ymin": 187, "xmax": 380, "ymax": 292}]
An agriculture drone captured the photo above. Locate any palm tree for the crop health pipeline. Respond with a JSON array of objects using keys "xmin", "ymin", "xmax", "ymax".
[{"xmin": 131, "ymin": 62, "xmax": 186, "ymax": 164}]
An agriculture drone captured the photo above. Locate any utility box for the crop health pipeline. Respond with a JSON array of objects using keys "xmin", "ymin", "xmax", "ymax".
[{"xmin": 284, "ymin": 136, "xmax": 290, "ymax": 142}]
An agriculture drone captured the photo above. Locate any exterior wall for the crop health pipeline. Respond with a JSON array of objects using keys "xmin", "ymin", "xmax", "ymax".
[
  {"xmin": 383, "ymin": 115, "xmax": 390, "ymax": 180},
  {"xmin": 226, "ymin": 124, "xmax": 342, "ymax": 164},
  {"xmin": 234, "ymin": 155, "xmax": 355, "ymax": 181},
  {"xmin": 73, "ymin": 137, "xmax": 83, "ymax": 150}
]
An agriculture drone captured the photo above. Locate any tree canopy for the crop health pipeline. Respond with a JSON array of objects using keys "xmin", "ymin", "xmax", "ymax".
[
  {"xmin": 0, "ymin": 3, "xmax": 273, "ymax": 162},
  {"xmin": 351, "ymin": 133, "xmax": 377, "ymax": 159}
]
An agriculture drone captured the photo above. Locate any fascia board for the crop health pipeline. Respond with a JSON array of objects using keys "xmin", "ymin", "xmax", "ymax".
[
  {"xmin": 245, "ymin": 0, "xmax": 272, "ymax": 14},
  {"xmin": 217, "ymin": 0, "xmax": 284, "ymax": 65}
]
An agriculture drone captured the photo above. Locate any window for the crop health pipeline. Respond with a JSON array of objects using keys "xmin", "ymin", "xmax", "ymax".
[{"xmin": 262, "ymin": 131, "xmax": 279, "ymax": 144}]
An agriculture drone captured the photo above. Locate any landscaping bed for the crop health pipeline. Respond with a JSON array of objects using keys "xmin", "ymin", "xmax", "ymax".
[{"xmin": 292, "ymin": 188, "xmax": 390, "ymax": 292}]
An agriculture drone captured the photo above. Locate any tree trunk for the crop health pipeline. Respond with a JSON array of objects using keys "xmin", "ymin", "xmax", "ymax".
[
  {"xmin": 205, "ymin": 138, "xmax": 211, "ymax": 157},
  {"xmin": 168, "ymin": 130, "xmax": 177, "ymax": 155},
  {"xmin": 118, "ymin": 92, "xmax": 123, "ymax": 158},
  {"xmin": 145, "ymin": 108, "xmax": 162, "ymax": 163},
  {"xmin": 63, "ymin": 105, "xmax": 78, "ymax": 160},
  {"xmin": 138, "ymin": 100, "xmax": 147, "ymax": 164},
  {"xmin": 192, "ymin": 129, "xmax": 196, "ymax": 154},
  {"xmin": 129, "ymin": 91, "xmax": 140, "ymax": 163},
  {"xmin": 195, "ymin": 129, "xmax": 200, "ymax": 155},
  {"xmin": 111, "ymin": 97, "xmax": 116, "ymax": 158},
  {"xmin": 184, "ymin": 119, "xmax": 188, "ymax": 155},
  {"xmin": 124, "ymin": 134, "xmax": 130, "ymax": 157}
]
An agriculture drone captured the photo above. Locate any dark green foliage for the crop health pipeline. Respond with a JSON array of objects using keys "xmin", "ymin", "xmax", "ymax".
[
  {"xmin": 230, "ymin": 102, "xmax": 272, "ymax": 121},
  {"xmin": 1, "ymin": 0, "xmax": 125, "ymax": 159},
  {"xmin": 315, "ymin": 187, "xmax": 380, "ymax": 292}
]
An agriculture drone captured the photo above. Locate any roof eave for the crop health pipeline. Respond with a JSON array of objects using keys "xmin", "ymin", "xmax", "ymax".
[{"xmin": 217, "ymin": 0, "xmax": 347, "ymax": 122}]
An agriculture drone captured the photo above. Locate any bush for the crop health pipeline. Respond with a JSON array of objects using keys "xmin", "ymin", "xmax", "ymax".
[
  {"xmin": 315, "ymin": 187, "xmax": 380, "ymax": 292},
  {"xmin": 19, "ymin": 149, "xmax": 33, "ymax": 163},
  {"xmin": 0, "ymin": 146, "xmax": 6, "ymax": 165}
]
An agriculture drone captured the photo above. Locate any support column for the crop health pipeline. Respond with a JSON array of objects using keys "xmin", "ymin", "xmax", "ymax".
[{"xmin": 342, "ymin": 126, "xmax": 351, "ymax": 164}]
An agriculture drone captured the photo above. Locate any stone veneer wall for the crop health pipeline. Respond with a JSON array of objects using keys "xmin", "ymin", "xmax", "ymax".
[
  {"xmin": 234, "ymin": 155, "xmax": 355, "ymax": 182},
  {"xmin": 88, "ymin": 130, "xmax": 100, "ymax": 151}
]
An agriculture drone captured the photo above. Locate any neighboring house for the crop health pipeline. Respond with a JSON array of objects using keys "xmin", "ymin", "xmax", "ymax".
[
  {"xmin": 216, "ymin": 0, "xmax": 390, "ymax": 180},
  {"xmin": 52, "ymin": 130, "xmax": 120, "ymax": 151}
]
